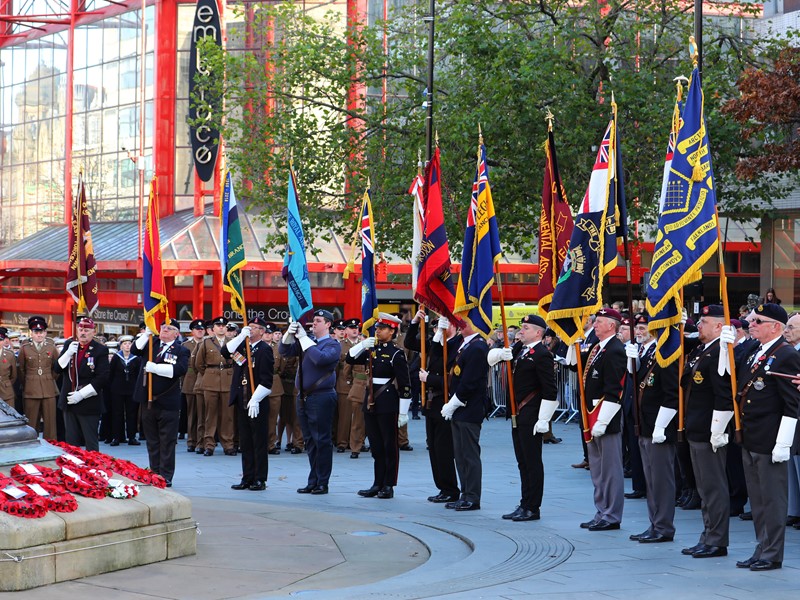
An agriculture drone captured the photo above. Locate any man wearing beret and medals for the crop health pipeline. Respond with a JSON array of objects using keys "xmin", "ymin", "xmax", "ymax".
[
  {"xmin": 733, "ymin": 303, "xmax": 800, "ymax": 571},
  {"xmin": 490, "ymin": 314, "xmax": 558, "ymax": 522}
]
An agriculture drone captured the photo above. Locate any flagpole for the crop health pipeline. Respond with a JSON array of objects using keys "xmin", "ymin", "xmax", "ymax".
[
  {"xmin": 424, "ymin": 0, "xmax": 435, "ymax": 162},
  {"xmin": 241, "ymin": 301, "xmax": 256, "ymax": 398},
  {"xmin": 71, "ymin": 173, "xmax": 82, "ymax": 389},
  {"xmin": 574, "ymin": 341, "xmax": 591, "ymax": 441},
  {"xmin": 677, "ymin": 290, "xmax": 686, "ymax": 441},
  {"xmin": 415, "ymin": 151, "xmax": 428, "ymax": 408}
]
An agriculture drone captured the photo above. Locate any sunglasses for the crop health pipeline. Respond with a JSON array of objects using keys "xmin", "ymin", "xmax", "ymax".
[{"xmin": 751, "ymin": 318, "xmax": 778, "ymax": 325}]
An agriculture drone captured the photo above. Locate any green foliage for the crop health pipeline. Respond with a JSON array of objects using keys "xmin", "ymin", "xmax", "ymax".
[{"xmin": 194, "ymin": 0, "xmax": 788, "ymax": 259}]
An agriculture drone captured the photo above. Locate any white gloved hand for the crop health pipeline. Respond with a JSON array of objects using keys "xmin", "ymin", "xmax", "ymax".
[
  {"xmin": 719, "ymin": 325, "xmax": 736, "ymax": 346},
  {"xmin": 247, "ymin": 398, "xmax": 260, "ymax": 419},
  {"xmin": 145, "ymin": 361, "xmax": 173, "ymax": 378},
  {"xmin": 398, "ymin": 413, "xmax": 409, "ymax": 428},
  {"xmin": 625, "ymin": 342, "xmax": 639, "ymax": 360},
  {"xmin": 681, "ymin": 308, "xmax": 688, "ymax": 326},
  {"xmin": 433, "ymin": 317, "xmax": 450, "ymax": 344},
  {"xmin": 135, "ymin": 330, "xmax": 152, "ymax": 350},
  {"xmin": 710, "ymin": 409, "xmax": 733, "ymax": 451},
  {"xmin": 565, "ymin": 344, "xmax": 577, "ymax": 366},
  {"xmin": 226, "ymin": 327, "xmax": 250, "ymax": 353},
  {"xmin": 58, "ymin": 341, "xmax": 81, "ymax": 368},
  {"xmin": 246, "ymin": 384, "xmax": 271, "ymax": 418},
  {"xmin": 441, "ymin": 395, "xmax": 465, "ymax": 420},
  {"xmin": 348, "ymin": 337, "xmax": 376, "ymax": 358},
  {"xmin": 652, "ymin": 406, "xmax": 677, "ymax": 444},
  {"xmin": 487, "ymin": 347, "xmax": 513, "ymax": 366},
  {"xmin": 534, "ymin": 399, "xmax": 559, "ymax": 435},
  {"xmin": 240, "ymin": 326, "xmax": 252, "ymax": 338},
  {"xmin": 282, "ymin": 322, "xmax": 299, "ymax": 345},
  {"xmin": 295, "ymin": 326, "xmax": 308, "ymax": 340},
  {"xmin": 772, "ymin": 416, "xmax": 797, "ymax": 463},
  {"xmin": 398, "ymin": 392, "xmax": 412, "ymax": 427},
  {"xmin": 67, "ymin": 384, "xmax": 97, "ymax": 405},
  {"xmin": 590, "ymin": 400, "xmax": 621, "ymax": 438},
  {"xmin": 710, "ymin": 432, "xmax": 729, "ymax": 451},
  {"xmin": 419, "ymin": 369, "xmax": 429, "ymax": 383},
  {"xmin": 298, "ymin": 330, "xmax": 316, "ymax": 351}
]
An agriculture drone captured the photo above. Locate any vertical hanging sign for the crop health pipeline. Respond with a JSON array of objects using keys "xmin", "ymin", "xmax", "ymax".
[{"xmin": 189, "ymin": 0, "xmax": 222, "ymax": 182}]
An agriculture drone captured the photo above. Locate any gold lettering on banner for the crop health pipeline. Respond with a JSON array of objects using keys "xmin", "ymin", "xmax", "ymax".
[
  {"xmin": 676, "ymin": 121, "xmax": 706, "ymax": 154},
  {"xmin": 648, "ymin": 250, "xmax": 683, "ymax": 289},
  {"xmin": 665, "ymin": 188, "xmax": 706, "ymax": 233},
  {"xmin": 686, "ymin": 218, "xmax": 716, "ymax": 251},
  {"xmin": 652, "ymin": 238, "xmax": 672, "ymax": 264},
  {"xmin": 576, "ymin": 217, "xmax": 601, "ymax": 252}
]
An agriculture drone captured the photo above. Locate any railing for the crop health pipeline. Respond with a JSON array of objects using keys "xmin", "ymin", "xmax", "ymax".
[{"xmin": 554, "ymin": 362, "xmax": 580, "ymax": 423}]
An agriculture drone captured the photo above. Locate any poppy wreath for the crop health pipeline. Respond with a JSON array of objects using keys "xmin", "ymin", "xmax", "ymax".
[
  {"xmin": 8, "ymin": 464, "xmax": 79, "ymax": 513},
  {"xmin": 10, "ymin": 463, "xmax": 63, "ymax": 485},
  {"xmin": 49, "ymin": 441, "xmax": 166, "ymax": 488},
  {"xmin": 108, "ymin": 482, "xmax": 140, "ymax": 499},
  {"xmin": 0, "ymin": 475, "xmax": 49, "ymax": 519},
  {"xmin": 55, "ymin": 462, "xmax": 111, "ymax": 499}
]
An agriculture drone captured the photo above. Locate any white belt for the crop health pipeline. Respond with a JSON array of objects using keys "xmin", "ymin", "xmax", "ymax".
[{"xmin": 373, "ymin": 377, "xmax": 391, "ymax": 385}]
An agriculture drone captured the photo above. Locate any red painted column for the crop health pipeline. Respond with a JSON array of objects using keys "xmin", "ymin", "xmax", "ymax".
[
  {"xmin": 154, "ymin": 0, "xmax": 178, "ymax": 217},
  {"xmin": 193, "ymin": 274, "xmax": 205, "ymax": 320}
]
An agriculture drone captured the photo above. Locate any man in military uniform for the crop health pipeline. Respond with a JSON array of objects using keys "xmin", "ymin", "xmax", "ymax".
[
  {"xmin": 263, "ymin": 323, "xmax": 285, "ymax": 454},
  {"xmin": 734, "ymin": 303, "xmax": 800, "ymax": 571},
  {"xmin": 276, "ymin": 325, "xmax": 303, "ymax": 454},
  {"xmin": 195, "ymin": 316, "xmax": 236, "ymax": 456},
  {"xmin": 280, "ymin": 309, "xmax": 340, "ymax": 494},
  {"xmin": 680, "ymin": 304, "xmax": 734, "ymax": 559},
  {"xmin": 55, "ymin": 317, "xmax": 110, "ymax": 451},
  {"xmin": 442, "ymin": 320, "xmax": 490, "ymax": 511},
  {"xmin": 405, "ymin": 311, "xmax": 461, "ymax": 504},
  {"xmin": 132, "ymin": 319, "xmax": 190, "ymax": 487},
  {"xmin": 182, "ymin": 319, "xmax": 205, "ymax": 453},
  {"xmin": 348, "ymin": 313, "xmax": 412, "ymax": 499},
  {"xmin": 490, "ymin": 314, "xmax": 558, "ymax": 522},
  {"xmin": 334, "ymin": 319, "xmax": 353, "ymax": 453},
  {"xmin": 16, "ymin": 316, "xmax": 59, "ymax": 439},
  {"xmin": 222, "ymin": 317, "xmax": 274, "ymax": 490},
  {"xmin": 190, "ymin": 320, "xmax": 213, "ymax": 454},
  {"xmin": 579, "ymin": 308, "xmax": 627, "ymax": 531},
  {"xmin": 344, "ymin": 318, "xmax": 368, "ymax": 458},
  {"xmin": 627, "ymin": 313, "xmax": 679, "ymax": 543},
  {"xmin": 0, "ymin": 328, "xmax": 18, "ymax": 413}
]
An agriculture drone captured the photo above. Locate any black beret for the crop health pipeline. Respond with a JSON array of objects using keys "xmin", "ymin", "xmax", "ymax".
[
  {"xmin": 249, "ymin": 317, "xmax": 269, "ymax": 328},
  {"xmin": 633, "ymin": 313, "xmax": 649, "ymax": 325},
  {"xmin": 162, "ymin": 318, "xmax": 180, "ymax": 330},
  {"xmin": 520, "ymin": 314, "xmax": 547, "ymax": 329},
  {"xmin": 755, "ymin": 303, "xmax": 788, "ymax": 324},
  {"xmin": 700, "ymin": 305, "xmax": 724, "ymax": 318}
]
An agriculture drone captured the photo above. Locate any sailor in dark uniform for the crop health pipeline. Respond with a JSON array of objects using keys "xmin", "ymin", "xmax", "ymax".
[
  {"xmin": 347, "ymin": 313, "xmax": 412, "ymax": 499},
  {"xmin": 490, "ymin": 314, "xmax": 557, "ymax": 522},
  {"xmin": 222, "ymin": 317, "xmax": 274, "ymax": 491},
  {"xmin": 734, "ymin": 303, "xmax": 800, "ymax": 571}
]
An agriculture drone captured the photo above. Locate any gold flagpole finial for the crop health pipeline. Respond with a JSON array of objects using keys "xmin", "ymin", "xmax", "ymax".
[
  {"xmin": 366, "ymin": 177, "xmax": 371, "ymax": 189},
  {"xmin": 673, "ymin": 75, "xmax": 689, "ymax": 101},
  {"xmin": 689, "ymin": 36, "xmax": 698, "ymax": 66},
  {"xmin": 289, "ymin": 147, "xmax": 294, "ymax": 169},
  {"xmin": 545, "ymin": 108, "xmax": 555, "ymax": 132},
  {"xmin": 478, "ymin": 123, "xmax": 483, "ymax": 146},
  {"xmin": 435, "ymin": 130, "xmax": 439, "ymax": 147}
]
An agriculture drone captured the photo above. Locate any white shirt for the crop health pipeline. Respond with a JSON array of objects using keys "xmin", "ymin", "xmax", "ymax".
[
  {"xmin": 459, "ymin": 333, "xmax": 479, "ymax": 352},
  {"xmin": 752, "ymin": 334, "xmax": 783, "ymax": 364}
]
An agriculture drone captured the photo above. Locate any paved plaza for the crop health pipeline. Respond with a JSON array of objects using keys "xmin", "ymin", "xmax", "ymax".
[{"xmin": 4, "ymin": 418, "xmax": 799, "ymax": 599}]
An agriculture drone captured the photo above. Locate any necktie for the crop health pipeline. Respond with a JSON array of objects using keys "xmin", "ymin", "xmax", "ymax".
[
  {"xmin": 583, "ymin": 345, "xmax": 600, "ymax": 386},
  {"xmin": 751, "ymin": 346, "xmax": 763, "ymax": 366}
]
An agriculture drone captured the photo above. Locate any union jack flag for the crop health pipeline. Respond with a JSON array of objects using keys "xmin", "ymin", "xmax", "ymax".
[{"xmin": 359, "ymin": 186, "xmax": 379, "ymax": 335}]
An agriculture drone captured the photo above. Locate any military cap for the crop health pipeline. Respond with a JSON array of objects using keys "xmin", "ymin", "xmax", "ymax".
[
  {"xmin": 376, "ymin": 312, "xmax": 402, "ymax": 329},
  {"xmin": 189, "ymin": 318, "xmax": 205, "ymax": 330},
  {"xmin": 633, "ymin": 313, "xmax": 649, "ymax": 325},
  {"xmin": 0, "ymin": 327, "xmax": 7, "ymax": 340},
  {"xmin": 344, "ymin": 318, "xmax": 361, "ymax": 328},
  {"xmin": 249, "ymin": 317, "xmax": 269, "ymax": 328},
  {"xmin": 28, "ymin": 316, "xmax": 48, "ymax": 331},
  {"xmin": 77, "ymin": 317, "xmax": 96, "ymax": 329},
  {"xmin": 700, "ymin": 305, "xmax": 725, "ymax": 318},
  {"xmin": 313, "ymin": 309, "xmax": 334, "ymax": 322},
  {"xmin": 106, "ymin": 341, "xmax": 119, "ymax": 349},
  {"xmin": 754, "ymin": 303, "xmax": 788, "ymax": 324},
  {"xmin": 333, "ymin": 319, "xmax": 346, "ymax": 330},
  {"xmin": 226, "ymin": 322, "xmax": 239, "ymax": 331},
  {"xmin": 595, "ymin": 308, "xmax": 622, "ymax": 322},
  {"xmin": 520, "ymin": 314, "xmax": 547, "ymax": 329},
  {"xmin": 162, "ymin": 318, "xmax": 180, "ymax": 330},
  {"xmin": 118, "ymin": 335, "xmax": 134, "ymax": 343},
  {"xmin": 204, "ymin": 319, "xmax": 214, "ymax": 329},
  {"xmin": 730, "ymin": 319, "xmax": 742, "ymax": 329},
  {"xmin": 212, "ymin": 316, "xmax": 228, "ymax": 326},
  {"xmin": 264, "ymin": 322, "xmax": 279, "ymax": 333},
  {"xmin": 544, "ymin": 328, "xmax": 556, "ymax": 338}
]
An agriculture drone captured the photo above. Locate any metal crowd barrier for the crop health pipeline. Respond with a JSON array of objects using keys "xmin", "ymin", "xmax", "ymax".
[
  {"xmin": 487, "ymin": 363, "xmax": 508, "ymax": 418},
  {"xmin": 554, "ymin": 362, "xmax": 580, "ymax": 423}
]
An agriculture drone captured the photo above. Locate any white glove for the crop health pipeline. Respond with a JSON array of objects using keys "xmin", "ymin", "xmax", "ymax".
[
  {"xmin": 398, "ymin": 397, "xmax": 411, "ymax": 427},
  {"xmin": 247, "ymin": 398, "xmax": 260, "ymax": 419},
  {"xmin": 67, "ymin": 383, "xmax": 97, "ymax": 405},
  {"xmin": 226, "ymin": 327, "xmax": 250, "ymax": 352},
  {"xmin": 348, "ymin": 337, "xmax": 376, "ymax": 358},
  {"xmin": 58, "ymin": 341, "xmax": 80, "ymax": 368},
  {"xmin": 433, "ymin": 317, "xmax": 450, "ymax": 344},
  {"xmin": 709, "ymin": 409, "xmax": 733, "ymax": 450},
  {"xmin": 295, "ymin": 326, "xmax": 308, "ymax": 340},
  {"xmin": 719, "ymin": 325, "xmax": 736, "ymax": 345},
  {"xmin": 441, "ymin": 395, "xmax": 465, "ymax": 420},
  {"xmin": 554, "ymin": 355, "xmax": 567, "ymax": 365},
  {"xmin": 652, "ymin": 406, "xmax": 677, "ymax": 444},
  {"xmin": 565, "ymin": 344, "xmax": 577, "ymax": 366},
  {"xmin": 625, "ymin": 342, "xmax": 639, "ymax": 360},
  {"xmin": 135, "ymin": 330, "xmax": 152, "ymax": 350},
  {"xmin": 534, "ymin": 399, "xmax": 558, "ymax": 434},
  {"xmin": 145, "ymin": 361, "xmax": 173, "ymax": 378},
  {"xmin": 246, "ymin": 385, "xmax": 271, "ymax": 418},
  {"xmin": 681, "ymin": 308, "xmax": 688, "ymax": 326},
  {"xmin": 487, "ymin": 347, "xmax": 513, "ymax": 366},
  {"xmin": 398, "ymin": 413, "xmax": 409, "ymax": 428},
  {"xmin": 282, "ymin": 322, "xmax": 299, "ymax": 344},
  {"xmin": 298, "ymin": 334, "xmax": 316, "ymax": 351},
  {"xmin": 418, "ymin": 369, "xmax": 429, "ymax": 383},
  {"xmin": 772, "ymin": 416, "xmax": 797, "ymax": 463},
  {"xmin": 717, "ymin": 326, "xmax": 735, "ymax": 376},
  {"xmin": 590, "ymin": 400, "xmax": 621, "ymax": 438}
]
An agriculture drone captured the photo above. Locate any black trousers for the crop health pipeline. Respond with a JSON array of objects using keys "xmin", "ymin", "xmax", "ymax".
[
  {"xmin": 142, "ymin": 404, "xmax": 179, "ymax": 483},
  {"xmin": 425, "ymin": 410, "xmax": 459, "ymax": 498},
  {"xmin": 237, "ymin": 401, "xmax": 269, "ymax": 483},
  {"xmin": 512, "ymin": 422, "xmax": 544, "ymax": 510},
  {"xmin": 64, "ymin": 410, "xmax": 100, "ymax": 451},
  {"xmin": 111, "ymin": 393, "xmax": 138, "ymax": 442},
  {"xmin": 365, "ymin": 411, "xmax": 399, "ymax": 487}
]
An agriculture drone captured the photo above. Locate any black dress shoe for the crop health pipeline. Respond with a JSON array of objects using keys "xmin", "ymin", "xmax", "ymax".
[
  {"xmin": 377, "ymin": 486, "xmax": 394, "ymax": 499},
  {"xmin": 249, "ymin": 481, "xmax": 266, "ymax": 491},
  {"xmin": 361, "ymin": 445, "xmax": 370, "ymax": 452},
  {"xmin": 203, "ymin": 449, "xmax": 214, "ymax": 456},
  {"xmin": 682, "ymin": 543, "xmax": 707, "ymax": 555},
  {"xmin": 455, "ymin": 501, "xmax": 480, "ymax": 511},
  {"xmin": 750, "ymin": 559, "xmax": 781, "ymax": 571},
  {"xmin": 178, "ymin": 433, "xmax": 185, "ymax": 440},
  {"xmin": 445, "ymin": 500, "xmax": 463, "ymax": 509},
  {"xmin": 358, "ymin": 485, "xmax": 381, "ymax": 498},
  {"xmin": 503, "ymin": 506, "xmax": 525, "ymax": 520},
  {"xmin": 681, "ymin": 489, "xmax": 701, "ymax": 510},
  {"xmin": 128, "ymin": 439, "xmax": 141, "ymax": 446},
  {"xmin": 337, "ymin": 447, "xmax": 345, "ymax": 453},
  {"xmin": 693, "ymin": 545, "xmax": 727, "ymax": 558},
  {"xmin": 543, "ymin": 436, "xmax": 562, "ymax": 444},
  {"xmin": 580, "ymin": 519, "xmax": 598, "ymax": 529},
  {"xmin": 630, "ymin": 529, "xmax": 652, "ymax": 541},
  {"xmin": 231, "ymin": 480, "xmax": 252, "ymax": 490},
  {"xmin": 639, "ymin": 533, "xmax": 673, "ymax": 543},
  {"xmin": 588, "ymin": 519, "xmax": 620, "ymax": 531},
  {"xmin": 297, "ymin": 485, "xmax": 315, "ymax": 494},
  {"xmin": 291, "ymin": 447, "xmax": 303, "ymax": 454},
  {"xmin": 787, "ymin": 515, "xmax": 800, "ymax": 526},
  {"xmin": 624, "ymin": 490, "xmax": 646, "ymax": 499},
  {"xmin": 187, "ymin": 446, "xmax": 195, "ymax": 453},
  {"xmin": 165, "ymin": 480, "xmax": 172, "ymax": 487},
  {"xmin": 736, "ymin": 556, "xmax": 759, "ymax": 568},
  {"xmin": 412, "ymin": 415, "xmax": 421, "ymax": 420},
  {"xmin": 512, "ymin": 508, "xmax": 540, "ymax": 521},
  {"xmin": 739, "ymin": 511, "xmax": 753, "ymax": 521},
  {"xmin": 429, "ymin": 493, "xmax": 458, "ymax": 503},
  {"xmin": 224, "ymin": 449, "xmax": 237, "ymax": 456},
  {"xmin": 195, "ymin": 446, "xmax": 204, "ymax": 454},
  {"xmin": 268, "ymin": 448, "xmax": 281, "ymax": 455},
  {"xmin": 311, "ymin": 485, "xmax": 328, "ymax": 495},
  {"xmin": 399, "ymin": 444, "xmax": 413, "ymax": 451},
  {"xmin": 110, "ymin": 440, "xmax": 120, "ymax": 447},
  {"xmin": 350, "ymin": 452, "xmax": 359, "ymax": 459}
]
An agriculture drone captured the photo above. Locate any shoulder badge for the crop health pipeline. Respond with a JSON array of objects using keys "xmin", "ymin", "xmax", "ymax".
[{"xmin": 453, "ymin": 365, "xmax": 461, "ymax": 376}]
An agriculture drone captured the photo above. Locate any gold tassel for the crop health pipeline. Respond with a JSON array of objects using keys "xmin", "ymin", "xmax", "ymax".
[{"xmin": 692, "ymin": 159, "xmax": 704, "ymax": 182}]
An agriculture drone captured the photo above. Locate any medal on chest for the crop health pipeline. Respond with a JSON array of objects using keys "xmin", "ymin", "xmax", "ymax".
[
  {"xmin": 693, "ymin": 371, "xmax": 704, "ymax": 384},
  {"xmin": 752, "ymin": 377, "xmax": 766, "ymax": 391}
]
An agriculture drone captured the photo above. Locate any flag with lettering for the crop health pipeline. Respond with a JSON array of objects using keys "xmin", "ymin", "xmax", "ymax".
[
  {"xmin": 143, "ymin": 177, "xmax": 169, "ymax": 334},
  {"xmin": 647, "ymin": 69, "xmax": 718, "ymax": 365},
  {"xmin": 66, "ymin": 173, "xmax": 99, "ymax": 316},
  {"xmin": 220, "ymin": 170, "xmax": 247, "ymax": 317},
  {"xmin": 282, "ymin": 166, "xmax": 314, "ymax": 322}
]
